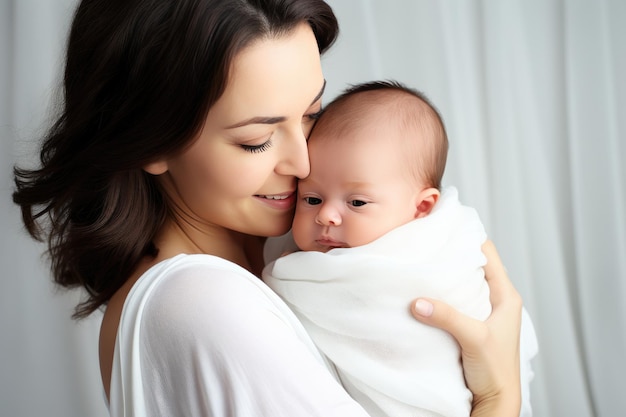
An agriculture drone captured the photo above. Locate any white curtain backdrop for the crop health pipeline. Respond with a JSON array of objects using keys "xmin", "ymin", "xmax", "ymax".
[{"xmin": 1, "ymin": 1, "xmax": 624, "ymax": 416}]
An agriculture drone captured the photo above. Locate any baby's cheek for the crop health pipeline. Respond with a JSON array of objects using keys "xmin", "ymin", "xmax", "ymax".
[{"xmin": 291, "ymin": 212, "xmax": 311, "ymax": 250}]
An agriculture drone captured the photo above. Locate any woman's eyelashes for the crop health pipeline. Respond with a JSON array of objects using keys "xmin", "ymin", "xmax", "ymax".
[
  {"xmin": 240, "ymin": 109, "xmax": 322, "ymax": 153},
  {"xmin": 306, "ymin": 108, "xmax": 324, "ymax": 121},
  {"xmin": 241, "ymin": 140, "xmax": 273, "ymax": 153}
]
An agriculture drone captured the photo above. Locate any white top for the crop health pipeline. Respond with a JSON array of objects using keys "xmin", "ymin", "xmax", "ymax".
[
  {"xmin": 263, "ymin": 187, "xmax": 538, "ymax": 417},
  {"xmin": 108, "ymin": 253, "xmax": 370, "ymax": 417}
]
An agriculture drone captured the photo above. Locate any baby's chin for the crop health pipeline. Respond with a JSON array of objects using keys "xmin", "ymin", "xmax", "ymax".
[{"xmin": 294, "ymin": 240, "xmax": 327, "ymax": 253}]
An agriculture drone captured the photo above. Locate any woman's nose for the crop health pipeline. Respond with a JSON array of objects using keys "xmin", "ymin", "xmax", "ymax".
[
  {"xmin": 275, "ymin": 128, "xmax": 310, "ymax": 179},
  {"xmin": 315, "ymin": 203, "xmax": 341, "ymax": 226}
]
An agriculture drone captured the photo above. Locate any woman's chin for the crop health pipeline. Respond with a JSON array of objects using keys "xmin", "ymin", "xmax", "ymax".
[
  {"xmin": 264, "ymin": 222, "xmax": 293, "ymax": 237},
  {"xmin": 251, "ymin": 212, "xmax": 294, "ymax": 238}
]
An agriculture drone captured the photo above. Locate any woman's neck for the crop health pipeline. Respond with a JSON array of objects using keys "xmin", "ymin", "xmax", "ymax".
[
  {"xmin": 153, "ymin": 218, "xmax": 266, "ymax": 276},
  {"xmin": 243, "ymin": 234, "xmax": 268, "ymax": 277}
]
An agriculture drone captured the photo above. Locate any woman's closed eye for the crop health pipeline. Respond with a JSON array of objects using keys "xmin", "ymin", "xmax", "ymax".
[
  {"xmin": 302, "ymin": 108, "xmax": 324, "ymax": 139},
  {"xmin": 305, "ymin": 108, "xmax": 324, "ymax": 121},
  {"xmin": 241, "ymin": 140, "xmax": 272, "ymax": 153}
]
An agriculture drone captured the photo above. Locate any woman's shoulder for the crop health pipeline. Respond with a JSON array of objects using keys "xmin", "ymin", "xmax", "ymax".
[
  {"xmin": 135, "ymin": 254, "xmax": 281, "ymax": 323},
  {"xmin": 129, "ymin": 254, "xmax": 315, "ymax": 343},
  {"xmin": 101, "ymin": 253, "xmax": 261, "ymax": 397},
  {"xmin": 138, "ymin": 253, "xmax": 256, "ymax": 288},
  {"xmin": 110, "ymin": 254, "xmax": 370, "ymax": 417},
  {"xmin": 120, "ymin": 254, "xmax": 326, "ymax": 384}
]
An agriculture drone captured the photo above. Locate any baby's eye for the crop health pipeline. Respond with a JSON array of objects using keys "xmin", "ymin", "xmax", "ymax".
[
  {"xmin": 350, "ymin": 200, "xmax": 367, "ymax": 207},
  {"xmin": 304, "ymin": 197, "xmax": 322, "ymax": 205}
]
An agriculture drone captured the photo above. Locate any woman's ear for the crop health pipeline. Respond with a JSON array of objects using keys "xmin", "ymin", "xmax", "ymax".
[
  {"xmin": 414, "ymin": 187, "xmax": 440, "ymax": 219},
  {"xmin": 143, "ymin": 160, "xmax": 169, "ymax": 175}
]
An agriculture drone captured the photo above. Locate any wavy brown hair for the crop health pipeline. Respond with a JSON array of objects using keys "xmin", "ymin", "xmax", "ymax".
[{"xmin": 12, "ymin": 0, "xmax": 338, "ymax": 319}]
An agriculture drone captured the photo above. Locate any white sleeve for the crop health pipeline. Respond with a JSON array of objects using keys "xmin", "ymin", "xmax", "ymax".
[{"xmin": 138, "ymin": 261, "xmax": 370, "ymax": 417}]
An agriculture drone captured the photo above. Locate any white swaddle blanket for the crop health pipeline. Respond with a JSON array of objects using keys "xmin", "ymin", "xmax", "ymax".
[{"xmin": 263, "ymin": 187, "xmax": 493, "ymax": 417}]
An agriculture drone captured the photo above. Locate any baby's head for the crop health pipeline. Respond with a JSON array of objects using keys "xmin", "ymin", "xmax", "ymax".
[{"xmin": 293, "ymin": 80, "xmax": 449, "ymax": 252}]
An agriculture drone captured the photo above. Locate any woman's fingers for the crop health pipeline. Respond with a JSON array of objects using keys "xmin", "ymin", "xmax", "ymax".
[
  {"xmin": 411, "ymin": 240, "xmax": 523, "ymax": 416},
  {"xmin": 411, "ymin": 298, "xmax": 487, "ymax": 352},
  {"xmin": 410, "ymin": 240, "xmax": 519, "ymax": 352}
]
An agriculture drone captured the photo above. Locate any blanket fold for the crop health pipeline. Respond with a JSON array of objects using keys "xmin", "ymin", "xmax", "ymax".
[{"xmin": 264, "ymin": 187, "xmax": 491, "ymax": 417}]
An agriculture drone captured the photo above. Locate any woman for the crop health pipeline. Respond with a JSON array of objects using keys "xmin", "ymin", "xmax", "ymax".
[{"xmin": 13, "ymin": 0, "xmax": 522, "ymax": 415}]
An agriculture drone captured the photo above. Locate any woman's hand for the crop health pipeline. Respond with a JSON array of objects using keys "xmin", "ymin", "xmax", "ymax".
[{"xmin": 411, "ymin": 240, "xmax": 522, "ymax": 417}]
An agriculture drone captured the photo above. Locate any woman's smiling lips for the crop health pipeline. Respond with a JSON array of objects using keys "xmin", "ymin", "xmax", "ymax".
[{"xmin": 254, "ymin": 192, "xmax": 296, "ymax": 210}]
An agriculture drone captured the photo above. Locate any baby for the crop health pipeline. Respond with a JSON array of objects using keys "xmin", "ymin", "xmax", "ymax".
[{"xmin": 263, "ymin": 80, "xmax": 537, "ymax": 417}]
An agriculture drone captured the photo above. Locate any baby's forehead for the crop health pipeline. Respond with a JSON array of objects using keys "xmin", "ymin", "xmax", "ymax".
[
  {"xmin": 313, "ymin": 98, "xmax": 420, "ymax": 146},
  {"xmin": 321, "ymin": 89, "xmax": 431, "ymax": 131}
]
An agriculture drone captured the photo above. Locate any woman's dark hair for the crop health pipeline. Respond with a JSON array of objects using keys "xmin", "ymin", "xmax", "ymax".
[{"xmin": 12, "ymin": 0, "xmax": 339, "ymax": 319}]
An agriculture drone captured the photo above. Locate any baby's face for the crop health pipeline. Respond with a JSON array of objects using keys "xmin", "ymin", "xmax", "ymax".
[{"xmin": 292, "ymin": 129, "xmax": 421, "ymax": 252}]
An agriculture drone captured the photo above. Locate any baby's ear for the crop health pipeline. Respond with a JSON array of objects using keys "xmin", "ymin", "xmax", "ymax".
[
  {"xmin": 414, "ymin": 187, "xmax": 440, "ymax": 219},
  {"xmin": 143, "ymin": 159, "xmax": 169, "ymax": 175}
]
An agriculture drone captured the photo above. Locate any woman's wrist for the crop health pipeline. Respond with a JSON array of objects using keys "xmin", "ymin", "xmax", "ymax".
[{"xmin": 470, "ymin": 387, "xmax": 521, "ymax": 417}]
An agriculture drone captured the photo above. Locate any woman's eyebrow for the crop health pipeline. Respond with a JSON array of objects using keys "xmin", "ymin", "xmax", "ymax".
[
  {"xmin": 226, "ymin": 116, "xmax": 286, "ymax": 129},
  {"xmin": 226, "ymin": 80, "xmax": 326, "ymax": 129}
]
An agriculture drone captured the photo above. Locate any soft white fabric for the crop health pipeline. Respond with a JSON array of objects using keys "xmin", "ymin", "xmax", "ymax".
[
  {"xmin": 264, "ymin": 187, "xmax": 538, "ymax": 417},
  {"xmin": 109, "ymin": 253, "xmax": 370, "ymax": 417}
]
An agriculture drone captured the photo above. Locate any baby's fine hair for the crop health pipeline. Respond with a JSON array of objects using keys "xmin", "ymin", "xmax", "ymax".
[{"xmin": 311, "ymin": 80, "xmax": 449, "ymax": 190}]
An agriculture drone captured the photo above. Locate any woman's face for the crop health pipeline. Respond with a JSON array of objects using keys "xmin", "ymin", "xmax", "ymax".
[{"xmin": 153, "ymin": 23, "xmax": 325, "ymax": 238}]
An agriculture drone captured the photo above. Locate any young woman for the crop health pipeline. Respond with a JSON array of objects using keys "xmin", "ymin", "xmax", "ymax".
[{"xmin": 13, "ymin": 0, "xmax": 523, "ymax": 416}]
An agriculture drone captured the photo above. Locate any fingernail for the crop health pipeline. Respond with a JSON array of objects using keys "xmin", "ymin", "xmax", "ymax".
[{"xmin": 414, "ymin": 299, "xmax": 433, "ymax": 317}]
